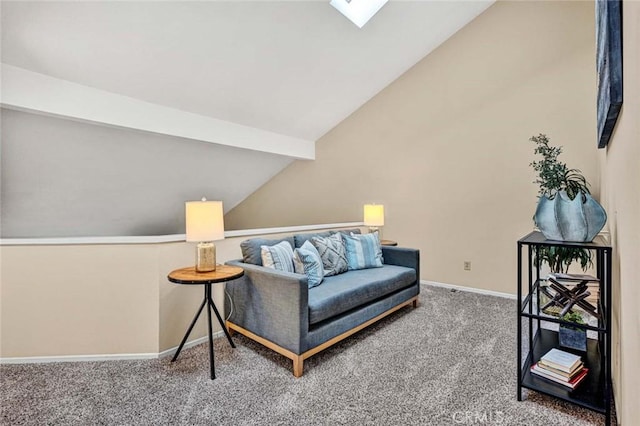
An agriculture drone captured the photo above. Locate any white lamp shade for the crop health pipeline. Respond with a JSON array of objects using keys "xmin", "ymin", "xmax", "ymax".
[
  {"xmin": 185, "ymin": 200, "xmax": 225, "ymax": 242},
  {"xmin": 363, "ymin": 204, "xmax": 384, "ymax": 227}
]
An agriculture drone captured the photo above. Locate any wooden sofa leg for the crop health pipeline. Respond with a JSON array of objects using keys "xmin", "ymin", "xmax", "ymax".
[
  {"xmin": 413, "ymin": 299, "xmax": 418, "ymax": 308},
  {"xmin": 293, "ymin": 356, "xmax": 304, "ymax": 377},
  {"xmin": 226, "ymin": 322, "xmax": 236, "ymax": 336}
]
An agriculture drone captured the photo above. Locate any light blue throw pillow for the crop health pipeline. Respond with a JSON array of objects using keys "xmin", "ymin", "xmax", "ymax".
[
  {"xmin": 293, "ymin": 241, "xmax": 324, "ymax": 288},
  {"xmin": 343, "ymin": 232, "xmax": 383, "ymax": 270},
  {"xmin": 260, "ymin": 241, "xmax": 295, "ymax": 273}
]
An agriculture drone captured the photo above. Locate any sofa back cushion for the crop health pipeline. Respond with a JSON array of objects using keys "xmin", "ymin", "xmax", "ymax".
[
  {"xmin": 294, "ymin": 231, "xmax": 332, "ymax": 248},
  {"xmin": 241, "ymin": 236, "xmax": 295, "ymax": 266},
  {"xmin": 293, "ymin": 228, "xmax": 361, "ymax": 248},
  {"xmin": 240, "ymin": 229, "xmax": 361, "ymax": 266}
]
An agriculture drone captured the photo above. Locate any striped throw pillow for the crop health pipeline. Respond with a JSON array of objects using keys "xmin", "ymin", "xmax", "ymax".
[
  {"xmin": 343, "ymin": 232, "xmax": 383, "ymax": 270},
  {"xmin": 261, "ymin": 241, "xmax": 295, "ymax": 273},
  {"xmin": 293, "ymin": 241, "xmax": 324, "ymax": 288}
]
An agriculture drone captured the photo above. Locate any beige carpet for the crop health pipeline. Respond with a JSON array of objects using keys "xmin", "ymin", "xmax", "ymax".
[{"xmin": 0, "ymin": 285, "xmax": 614, "ymax": 425}]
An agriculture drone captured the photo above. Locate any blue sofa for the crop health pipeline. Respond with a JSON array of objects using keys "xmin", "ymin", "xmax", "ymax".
[{"xmin": 225, "ymin": 229, "xmax": 420, "ymax": 377}]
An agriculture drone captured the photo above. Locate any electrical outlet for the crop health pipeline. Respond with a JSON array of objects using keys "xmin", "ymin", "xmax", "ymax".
[{"xmin": 464, "ymin": 261, "xmax": 471, "ymax": 271}]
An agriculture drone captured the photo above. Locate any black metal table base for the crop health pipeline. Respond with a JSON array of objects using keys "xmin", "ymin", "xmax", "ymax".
[{"xmin": 171, "ymin": 283, "xmax": 235, "ymax": 379}]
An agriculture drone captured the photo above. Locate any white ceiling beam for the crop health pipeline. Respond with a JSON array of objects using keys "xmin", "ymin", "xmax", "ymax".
[{"xmin": 0, "ymin": 64, "xmax": 315, "ymax": 160}]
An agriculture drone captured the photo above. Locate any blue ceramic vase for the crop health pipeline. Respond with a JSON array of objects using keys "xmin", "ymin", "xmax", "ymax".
[{"xmin": 534, "ymin": 191, "xmax": 607, "ymax": 242}]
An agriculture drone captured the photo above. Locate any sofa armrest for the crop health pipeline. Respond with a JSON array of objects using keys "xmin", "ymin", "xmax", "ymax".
[
  {"xmin": 382, "ymin": 247, "xmax": 420, "ymax": 281},
  {"xmin": 225, "ymin": 260, "xmax": 309, "ymax": 354}
]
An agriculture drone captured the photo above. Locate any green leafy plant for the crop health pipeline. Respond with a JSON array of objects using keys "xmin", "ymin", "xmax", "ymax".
[
  {"xmin": 528, "ymin": 134, "xmax": 590, "ymax": 201},
  {"xmin": 561, "ymin": 311, "xmax": 586, "ymax": 330},
  {"xmin": 533, "ymin": 245, "xmax": 593, "ymax": 274}
]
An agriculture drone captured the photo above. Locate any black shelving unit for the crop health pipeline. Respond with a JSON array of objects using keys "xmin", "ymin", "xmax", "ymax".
[{"xmin": 517, "ymin": 231, "xmax": 613, "ymax": 425}]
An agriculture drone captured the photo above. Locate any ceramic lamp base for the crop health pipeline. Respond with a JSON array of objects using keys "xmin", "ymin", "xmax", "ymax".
[
  {"xmin": 195, "ymin": 242, "xmax": 216, "ymax": 272},
  {"xmin": 368, "ymin": 227, "xmax": 382, "ymax": 240}
]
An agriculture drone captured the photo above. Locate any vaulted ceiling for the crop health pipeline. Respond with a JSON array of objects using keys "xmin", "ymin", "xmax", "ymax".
[{"xmin": 1, "ymin": 0, "xmax": 494, "ymax": 217}]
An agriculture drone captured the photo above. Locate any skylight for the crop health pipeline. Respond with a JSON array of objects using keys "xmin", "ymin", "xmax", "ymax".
[{"xmin": 329, "ymin": 0, "xmax": 389, "ymax": 28}]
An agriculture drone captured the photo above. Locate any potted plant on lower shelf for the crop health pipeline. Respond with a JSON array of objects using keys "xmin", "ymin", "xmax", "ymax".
[
  {"xmin": 558, "ymin": 311, "xmax": 587, "ymax": 352},
  {"xmin": 533, "ymin": 245, "xmax": 593, "ymax": 275}
]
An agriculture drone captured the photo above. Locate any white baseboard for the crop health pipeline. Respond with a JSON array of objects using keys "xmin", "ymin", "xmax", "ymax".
[
  {"xmin": 0, "ymin": 352, "xmax": 160, "ymax": 364},
  {"xmin": 157, "ymin": 334, "xmax": 219, "ymax": 359},
  {"xmin": 422, "ymin": 280, "xmax": 517, "ymax": 300},
  {"xmin": 0, "ymin": 333, "xmax": 221, "ymax": 365}
]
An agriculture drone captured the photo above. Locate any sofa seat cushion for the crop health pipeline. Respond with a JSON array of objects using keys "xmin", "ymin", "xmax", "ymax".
[{"xmin": 307, "ymin": 265, "xmax": 416, "ymax": 325}]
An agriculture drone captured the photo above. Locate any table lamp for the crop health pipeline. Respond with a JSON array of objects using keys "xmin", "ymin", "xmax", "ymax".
[
  {"xmin": 363, "ymin": 204, "xmax": 384, "ymax": 236},
  {"xmin": 185, "ymin": 198, "xmax": 225, "ymax": 272}
]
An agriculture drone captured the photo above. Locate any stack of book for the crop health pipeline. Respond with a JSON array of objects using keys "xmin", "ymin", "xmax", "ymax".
[{"xmin": 531, "ymin": 348, "xmax": 588, "ymax": 390}]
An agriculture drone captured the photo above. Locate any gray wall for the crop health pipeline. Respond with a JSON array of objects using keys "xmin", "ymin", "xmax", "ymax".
[{"xmin": 0, "ymin": 108, "xmax": 292, "ymax": 238}]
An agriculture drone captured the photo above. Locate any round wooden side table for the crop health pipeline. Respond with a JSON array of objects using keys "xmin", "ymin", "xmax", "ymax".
[{"xmin": 168, "ymin": 264, "xmax": 244, "ymax": 380}]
